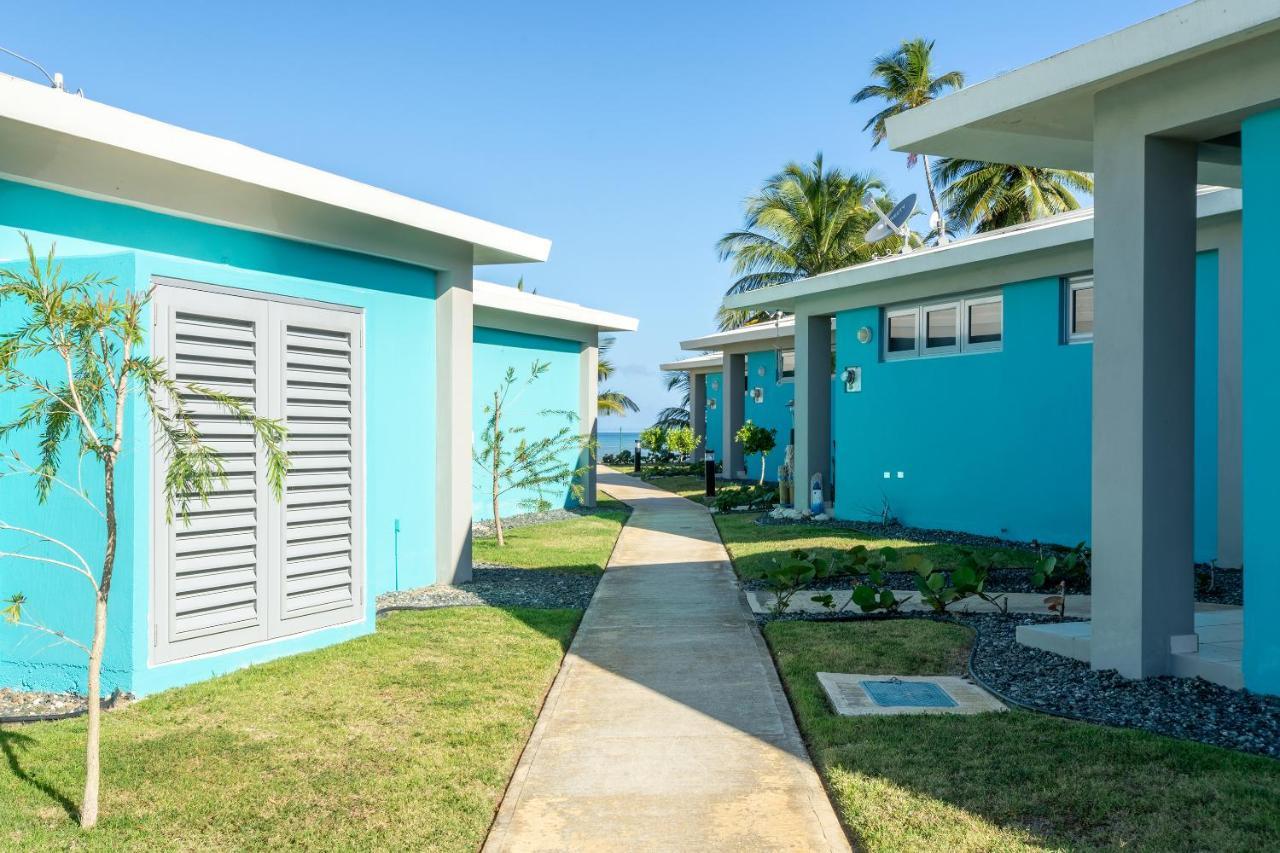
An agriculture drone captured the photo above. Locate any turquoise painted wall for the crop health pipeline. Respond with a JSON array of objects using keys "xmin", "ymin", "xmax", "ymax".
[
  {"xmin": 703, "ymin": 372, "xmax": 723, "ymax": 459},
  {"xmin": 472, "ymin": 326, "xmax": 582, "ymax": 521},
  {"xmin": 0, "ymin": 179, "xmax": 438, "ymax": 696},
  {"xmin": 1243, "ymin": 109, "xmax": 1279, "ymax": 695},
  {"xmin": 743, "ymin": 350, "xmax": 794, "ymax": 483},
  {"xmin": 833, "ymin": 257, "xmax": 1218, "ymax": 557}
]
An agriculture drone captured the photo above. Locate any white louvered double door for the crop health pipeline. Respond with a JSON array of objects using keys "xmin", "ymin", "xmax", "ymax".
[{"xmin": 150, "ymin": 282, "xmax": 364, "ymax": 664}]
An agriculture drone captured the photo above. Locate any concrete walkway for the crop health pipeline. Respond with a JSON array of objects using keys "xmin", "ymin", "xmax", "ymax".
[{"xmin": 485, "ymin": 469, "xmax": 849, "ymax": 852}]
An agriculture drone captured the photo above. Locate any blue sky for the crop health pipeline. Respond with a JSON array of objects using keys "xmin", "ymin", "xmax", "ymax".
[{"xmin": 5, "ymin": 0, "xmax": 1176, "ymax": 428}]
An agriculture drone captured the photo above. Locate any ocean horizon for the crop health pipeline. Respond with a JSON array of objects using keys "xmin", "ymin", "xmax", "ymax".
[{"xmin": 596, "ymin": 429, "xmax": 642, "ymax": 455}]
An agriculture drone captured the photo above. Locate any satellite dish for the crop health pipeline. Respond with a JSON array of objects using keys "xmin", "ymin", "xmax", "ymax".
[{"xmin": 866, "ymin": 193, "xmax": 918, "ymax": 253}]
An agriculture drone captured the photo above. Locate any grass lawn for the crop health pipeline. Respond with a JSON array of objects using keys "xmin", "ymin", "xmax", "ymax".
[
  {"xmin": 472, "ymin": 498, "xmax": 630, "ymax": 574},
  {"xmin": 715, "ymin": 511, "xmax": 1038, "ymax": 580},
  {"xmin": 0, "ymin": 608, "xmax": 579, "ymax": 850},
  {"xmin": 765, "ymin": 619, "xmax": 1280, "ymax": 852},
  {"xmin": 602, "ymin": 465, "xmax": 734, "ymax": 506}
]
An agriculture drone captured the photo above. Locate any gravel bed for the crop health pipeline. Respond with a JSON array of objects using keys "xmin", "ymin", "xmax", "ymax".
[
  {"xmin": 758, "ymin": 609, "xmax": 1278, "ymax": 758},
  {"xmin": 377, "ymin": 566, "xmax": 599, "ymax": 612},
  {"xmin": 756, "ymin": 512, "xmax": 1039, "ymax": 555},
  {"xmin": 1195, "ymin": 566, "xmax": 1243, "ymax": 606},
  {"xmin": 746, "ymin": 516, "xmax": 1246, "ymax": 606},
  {"xmin": 740, "ymin": 567, "xmax": 1089, "ymax": 596},
  {"xmin": 471, "ymin": 508, "xmax": 588, "ymax": 538},
  {"xmin": 0, "ymin": 687, "xmax": 88, "ymax": 721}
]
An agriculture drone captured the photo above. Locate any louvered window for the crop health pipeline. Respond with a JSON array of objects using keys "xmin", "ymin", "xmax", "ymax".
[{"xmin": 151, "ymin": 283, "xmax": 364, "ymax": 664}]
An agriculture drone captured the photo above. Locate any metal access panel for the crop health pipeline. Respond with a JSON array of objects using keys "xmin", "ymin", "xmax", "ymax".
[
  {"xmin": 860, "ymin": 679, "xmax": 958, "ymax": 708},
  {"xmin": 150, "ymin": 280, "xmax": 364, "ymax": 664}
]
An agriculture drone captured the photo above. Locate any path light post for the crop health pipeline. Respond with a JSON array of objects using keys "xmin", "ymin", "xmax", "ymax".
[
  {"xmin": 705, "ymin": 449, "xmax": 717, "ymax": 497},
  {"xmin": 633, "ymin": 438, "xmax": 642, "ymax": 473}
]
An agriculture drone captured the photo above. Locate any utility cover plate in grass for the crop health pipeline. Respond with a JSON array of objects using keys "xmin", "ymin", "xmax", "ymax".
[
  {"xmin": 817, "ymin": 673, "xmax": 1006, "ymax": 717},
  {"xmin": 861, "ymin": 679, "xmax": 956, "ymax": 708}
]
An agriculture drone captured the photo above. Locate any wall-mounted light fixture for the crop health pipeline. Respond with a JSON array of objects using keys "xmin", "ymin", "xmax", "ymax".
[
  {"xmin": 857, "ymin": 326, "xmax": 873, "ymax": 344},
  {"xmin": 841, "ymin": 366, "xmax": 862, "ymax": 393}
]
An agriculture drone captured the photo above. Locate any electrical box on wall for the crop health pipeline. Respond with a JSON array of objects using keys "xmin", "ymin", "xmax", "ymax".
[{"xmin": 842, "ymin": 366, "xmax": 861, "ymax": 393}]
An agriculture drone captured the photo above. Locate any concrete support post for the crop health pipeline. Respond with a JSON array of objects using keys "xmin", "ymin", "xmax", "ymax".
[
  {"xmin": 690, "ymin": 372, "xmax": 707, "ymax": 461},
  {"xmin": 435, "ymin": 262, "xmax": 474, "ymax": 586},
  {"xmin": 1242, "ymin": 109, "xmax": 1280, "ymax": 695},
  {"xmin": 1090, "ymin": 124, "xmax": 1198, "ymax": 677},
  {"xmin": 722, "ymin": 353, "xmax": 746, "ymax": 479},
  {"xmin": 579, "ymin": 339, "xmax": 599, "ymax": 508},
  {"xmin": 1216, "ymin": 225, "xmax": 1243, "ymax": 569},
  {"xmin": 793, "ymin": 313, "xmax": 832, "ymax": 512}
]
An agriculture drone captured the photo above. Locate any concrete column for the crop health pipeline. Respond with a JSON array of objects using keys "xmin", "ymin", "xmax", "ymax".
[
  {"xmin": 1090, "ymin": 122, "xmax": 1198, "ymax": 677},
  {"xmin": 1216, "ymin": 224, "xmax": 1243, "ymax": 569},
  {"xmin": 690, "ymin": 371, "xmax": 707, "ymax": 461},
  {"xmin": 793, "ymin": 314, "xmax": 832, "ymax": 512},
  {"xmin": 1243, "ymin": 109, "xmax": 1280, "ymax": 695},
  {"xmin": 435, "ymin": 262, "xmax": 474, "ymax": 586},
  {"xmin": 721, "ymin": 353, "xmax": 746, "ymax": 479},
  {"xmin": 579, "ymin": 339, "xmax": 599, "ymax": 508}
]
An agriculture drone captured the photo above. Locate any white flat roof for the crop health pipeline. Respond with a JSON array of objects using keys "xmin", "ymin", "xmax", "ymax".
[
  {"xmin": 659, "ymin": 354, "xmax": 722, "ymax": 373},
  {"xmin": 473, "ymin": 281, "xmax": 638, "ymax": 333},
  {"xmin": 0, "ymin": 73, "xmax": 551, "ymax": 266},
  {"xmin": 886, "ymin": 0, "xmax": 1280, "ymax": 171},
  {"xmin": 679, "ymin": 317, "xmax": 795, "ymax": 352},
  {"xmin": 723, "ymin": 188, "xmax": 1240, "ymax": 313}
]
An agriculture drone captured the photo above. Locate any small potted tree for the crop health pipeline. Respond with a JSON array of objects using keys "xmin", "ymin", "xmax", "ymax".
[{"xmin": 734, "ymin": 420, "xmax": 777, "ymax": 485}]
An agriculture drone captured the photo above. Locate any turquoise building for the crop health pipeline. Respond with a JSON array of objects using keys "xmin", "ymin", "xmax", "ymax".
[
  {"xmin": 719, "ymin": 1, "xmax": 1279, "ymax": 696},
  {"xmin": 674, "ymin": 192, "xmax": 1239, "ymax": 672},
  {"xmin": 0, "ymin": 74, "xmax": 634, "ymax": 696}
]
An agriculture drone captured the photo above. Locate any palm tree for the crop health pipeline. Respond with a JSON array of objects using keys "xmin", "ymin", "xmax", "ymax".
[
  {"xmin": 597, "ymin": 335, "xmax": 638, "ymax": 416},
  {"xmin": 853, "ymin": 38, "xmax": 964, "ymax": 244},
  {"xmin": 717, "ymin": 154, "xmax": 887, "ymax": 322},
  {"xmin": 654, "ymin": 370, "xmax": 691, "ymax": 428},
  {"xmin": 932, "ymin": 159, "xmax": 1094, "ymax": 233}
]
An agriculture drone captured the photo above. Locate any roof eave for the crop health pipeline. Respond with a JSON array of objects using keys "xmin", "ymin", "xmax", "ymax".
[{"xmin": 0, "ymin": 74, "xmax": 552, "ymax": 267}]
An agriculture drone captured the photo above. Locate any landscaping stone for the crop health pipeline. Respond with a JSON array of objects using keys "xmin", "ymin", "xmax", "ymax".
[
  {"xmin": 377, "ymin": 567, "xmax": 599, "ymax": 612},
  {"xmin": 471, "ymin": 507, "xmax": 589, "ymax": 539},
  {"xmin": 760, "ymin": 609, "xmax": 1279, "ymax": 758},
  {"xmin": 964, "ymin": 612, "xmax": 1279, "ymax": 758},
  {"xmin": 0, "ymin": 688, "xmax": 87, "ymax": 721},
  {"xmin": 755, "ymin": 511, "xmax": 1040, "ymax": 556}
]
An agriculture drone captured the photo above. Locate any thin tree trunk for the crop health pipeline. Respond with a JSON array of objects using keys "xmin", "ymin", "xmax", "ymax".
[
  {"xmin": 759, "ymin": 455, "xmax": 767, "ymax": 486},
  {"xmin": 921, "ymin": 154, "xmax": 946, "ymax": 244},
  {"xmin": 81, "ymin": 455, "xmax": 116, "ymax": 829}
]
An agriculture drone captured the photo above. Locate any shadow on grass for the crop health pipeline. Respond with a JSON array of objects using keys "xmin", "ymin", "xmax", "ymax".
[
  {"xmin": 0, "ymin": 728, "xmax": 79, "ymax": 821},
  {"xmin": 763, "ymin": 619, "xmax": 1280, "ymax": 851}
]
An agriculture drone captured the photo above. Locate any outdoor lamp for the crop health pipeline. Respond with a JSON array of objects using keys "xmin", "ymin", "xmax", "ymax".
[{"xmin": 704, "ymin": 448, "xmax": 717, "ymax": 498}]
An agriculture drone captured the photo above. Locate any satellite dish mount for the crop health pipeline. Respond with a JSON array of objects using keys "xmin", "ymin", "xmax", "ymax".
[{"xmin": 865, "ymin": 192, "xmax": 918, "ymax": 255}]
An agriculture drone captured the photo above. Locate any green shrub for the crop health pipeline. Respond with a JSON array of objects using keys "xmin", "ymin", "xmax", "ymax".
[
  {"xmin": 901, "ymin": 548, "xmax": 1007, "ymax": 614},
  {"xmin": 734, "ymin": 420, "xmax": 777, "ymax": 485}
]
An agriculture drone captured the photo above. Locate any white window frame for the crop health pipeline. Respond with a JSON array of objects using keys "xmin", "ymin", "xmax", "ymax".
[
  {"xmin": 962, "ymin": 293, "xmax": 1004, "ymax": 353},
  {"xmin": 777, "ymin": 349, "xmax": 795, "ymax": 383},
  {"xmin": 1064, "ymin": 274, "xmax": 1094, "ymax": 343},
  {"xmin": 884, "ymin": 307, "xmax": 920, "ymax": 361},
  {"xmin": 883, "ymin": 291, "xmax": 1003, "ymax": 361},
  {"xmin": 922, "ymin": 301, "xmax": 961, "ymax": 355}
]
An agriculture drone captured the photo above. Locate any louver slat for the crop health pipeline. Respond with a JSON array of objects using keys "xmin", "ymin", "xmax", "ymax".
[
  {"xmin": 279, "ymin": 320, "xmax": 358, "ymax": 625},
  {"xmin": 165, "ymin": 306, "xmax": 266, "ymax": 647}
]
